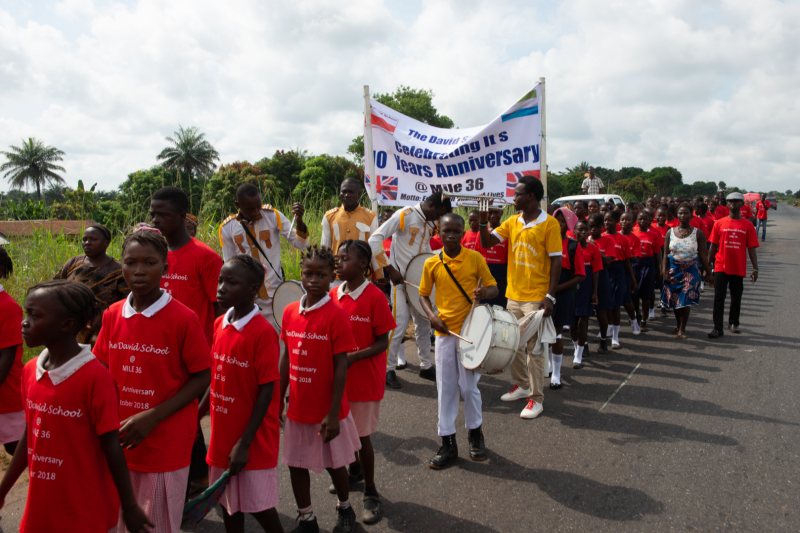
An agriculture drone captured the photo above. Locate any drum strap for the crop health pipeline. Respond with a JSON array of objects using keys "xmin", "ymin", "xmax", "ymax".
[
  {"xmin": 438, "ymin": 252, "xmax": 472, "ymax": 305},
  {"xmin": 239, "ymin": 220, "xmax": 284, "ymax": 282}
]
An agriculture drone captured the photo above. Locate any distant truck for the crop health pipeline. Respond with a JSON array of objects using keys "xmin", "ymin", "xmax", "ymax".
[{"xmin": 766, "ymin": 197, "xmax": 777, "ymax": 210}]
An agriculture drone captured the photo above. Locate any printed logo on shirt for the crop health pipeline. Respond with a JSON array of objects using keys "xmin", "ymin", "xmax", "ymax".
[
  {"xmin": 350, "ymin": 315, "xmax": 371, "ymax": 323},
  {"xmin": 122, "ymin": 386, "xmax": 155, "ymax": 396},
  {"xmin": 285, "ymin": 330, "xmax": 330, "ymax": 341},
  {"xmin": 211, "ymin": 390, "xmax": 235, "ymax": 403},
  {"xmin": 107, "ymin": 341, "xmax": 170, "ymax": 355},
  {"xmin": 213, "ymin": 352, "xmax": 250, "ymax": 368},
  {"xmin": 163, "ymin": 273, "xmax": 189, "ymax": 281},
  {"xmin": 27, "ymin": 400, "xmax": 83, "ymax": 418}
]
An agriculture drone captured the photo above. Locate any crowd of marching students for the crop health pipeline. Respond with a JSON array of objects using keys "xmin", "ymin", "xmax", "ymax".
[{"xmin": 0, "ymin": 182, "xmax": 761, "ymax": 533}]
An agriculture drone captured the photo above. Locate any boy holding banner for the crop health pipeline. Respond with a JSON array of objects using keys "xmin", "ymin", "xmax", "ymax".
[{"xmin": 479, "ymin": 176, "xmax": 562, "ymax": 419}]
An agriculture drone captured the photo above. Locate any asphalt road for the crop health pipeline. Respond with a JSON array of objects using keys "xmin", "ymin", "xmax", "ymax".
[{"xmin": 2, "ymin": 205, "xmax": 799, "ymax": 532}]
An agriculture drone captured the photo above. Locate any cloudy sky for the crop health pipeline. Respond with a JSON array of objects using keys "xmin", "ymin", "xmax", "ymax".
[{"xmin": 1, "ymin": 0, "xmax": 798, "ymax": 193}]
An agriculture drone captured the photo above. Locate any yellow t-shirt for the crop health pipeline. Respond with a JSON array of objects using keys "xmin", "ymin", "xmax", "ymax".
[
  {"xmin": 493, "ymin": 211, "xmax": 562, "ymax": 302},
  {"xmin": 418, "ymin": 247, "xmax": 497, "ymax": 336}
]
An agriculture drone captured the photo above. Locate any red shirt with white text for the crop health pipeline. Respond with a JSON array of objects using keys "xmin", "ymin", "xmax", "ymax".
[
  {"xmin": 633, "ymin": 228, "xmax": 663, "ymax": 258},
  {"xmin": 561, "ymin": 238, "xmax": 586, "ymax": 276},
  {"xmin": 709, "ymin": 218, "xmax": 759, "ymax": 277},
  {"xmin": 581, "ymin": 241, "xmax": 604, "ymax": 272}
]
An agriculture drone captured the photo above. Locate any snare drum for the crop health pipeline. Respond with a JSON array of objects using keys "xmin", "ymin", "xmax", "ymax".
[
  {"xmin": 459, "ymin": 305, "xmax": 520, "ymax": 375},
  {"xmin": 271, "ymin": 280, "xmax": 305, "ymax": 331},
  {"xmin": 404, "ymin": 252, "xmax": 436, "ymax": 318}
]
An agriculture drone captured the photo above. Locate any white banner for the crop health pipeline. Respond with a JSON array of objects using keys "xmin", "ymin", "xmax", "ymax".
[{"xmin": 364, "ymin": 84, "xmax": 542, "ymax": 207}]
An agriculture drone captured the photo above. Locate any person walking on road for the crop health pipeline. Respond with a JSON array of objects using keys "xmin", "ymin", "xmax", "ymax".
[
  {"xmin": 755, "ymin": 193, "xmax": 771, "ymax": 241},
  {"xmin": 708, "ymin": 192, "xmax": 760, "ymax": 338},
  {"xmin": 581, "ymin": 167, "xmax": 604, "ymax": 195},
  {"xmin": 479, "ymin": 176, "xmax": 562, "ymax": 420}
]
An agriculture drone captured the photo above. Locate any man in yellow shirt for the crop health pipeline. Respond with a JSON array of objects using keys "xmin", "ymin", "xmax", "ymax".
[
  {"xmin": 479, "ymin": 176, "xmax": 562, "ymax": 420},
  {"xmin": 419, "ymin": 213, "xmax": 497, "ymax": 469},
  {"xmin": 320, "ymin": 178, "xmax": 386, "ymax": 286}
]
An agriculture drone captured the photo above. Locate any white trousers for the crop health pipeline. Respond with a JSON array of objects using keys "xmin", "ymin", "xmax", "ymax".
[
  {"xmin": 435, "ymin": 336, "xmax": 482, "ymax": 436},
  {"xmin": 387, "ymin": 284, "xmax": 432, "ymax": 371}
]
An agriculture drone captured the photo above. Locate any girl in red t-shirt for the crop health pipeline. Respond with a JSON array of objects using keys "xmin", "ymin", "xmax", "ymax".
[
  {"xmin": 94, "ymin": 229, "xmax": 212, "ymax": 533},
  {"xmin": 587, "ymin": 213, "xmax": 614, "ymax": 353},
  {"xmin": 201, "ymin": 255, "xmax": 283, "ymax": 533},
  {"xmin": 279, "ymin": 246, "xmax": 360, "ymax": 532},
  {"xmin": 570, "ymin": 220, "xmax": 602, "ymax": 366},
  {"xmin": 603, "ymin": 211, "xmax": 639, "ymax": 347},
  {"xmin": 0, "ymin": 249, "xmax": 24, "ymax": 456},
  {"xmin": 331, "ymin": 240, "xmax": 397, "ymax": 524},
  {"xmin": 0, "ymin": 280, "xmax": 151, "ymax": 533}
]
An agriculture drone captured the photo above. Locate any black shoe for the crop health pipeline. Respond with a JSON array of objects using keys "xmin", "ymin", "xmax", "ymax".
[
  {"xmin": 290, "ymin": 516, "xmax": 320, "ymax": 533},
  {"xmin": 729, "ymin": 324, "xmax": 741, "ymax": 334},
  {"xmin": 332, "ymin": 504, "xmax": 357, "ymax": 533},
  {"xmin": 385, "ymin": 370, "xmax": 402, "ymax": 389},
  {"xmin": 419, "ymin": 366, "xmax": 436, "ymax": 381},
  {"xmin": 583, "ymin": 344, "xmax": 590, "ymax": 358},
  {"xmin": 362, "ymin": 493, "xmax": 381, "ymax": 524},
  {"xmin": 429, "ymin": 434, "xmax": 457, "ymax": 469},
  {"xmin": 573, "ymin": 362, "xmax": 584, "ymax": 369},
  {"xmin": 708, "ymin": 329, "xmax": 724, "ymax": 339},
  {"xmin": 396, "ymin": 363, "xmax": 408, "ymax": 370},
  {"xmin": 640, "ymin": 320, "xmax": 648, "ymax": 332},
  {"xmin": 597, "ymin": 339, "xmax": 609, "ymax": 354},
  {"xmin": 467, "ymin": 426, "xmax": 486, "ymax": 461},
  {"xmin": 549, "ymin": 382, "xmax": 562, "ymax": 389}
]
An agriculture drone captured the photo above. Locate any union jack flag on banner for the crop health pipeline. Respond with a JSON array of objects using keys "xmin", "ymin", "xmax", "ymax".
[
  {"xmin": 506, "ymin": 170, "xmax": 541, "ymax": 197},
  {"xmin": 365, "ymin": 175, "xmax": 399, "ymax": 201}
]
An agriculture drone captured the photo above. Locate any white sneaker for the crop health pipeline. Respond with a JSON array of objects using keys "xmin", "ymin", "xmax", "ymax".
[
  {"xmin": 612, "ymin": 340, "xmax": 621, "ymax": 349},
  {"xmin": 648, "ymin": 309, "xmax": 655, "ymax": 319},
  {"xmin": 521, "ymin": 399, "xmax": 543, "ymax": 419},
  {"xmin": 631, "ymin": 320, "xmax": 641, "ymax": 335},
  {"xmin": 563, "ymin": 325, "xmax": 570, "ymax": 331},
  {"xmin": 501, "ymin": 385, "xmax": 531, "ymax": 402}
]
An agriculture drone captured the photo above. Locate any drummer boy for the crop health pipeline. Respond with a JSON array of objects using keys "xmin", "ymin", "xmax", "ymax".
[{"xmin": 419, "ymin": 213, "xmax": 497, "ymax": 469}]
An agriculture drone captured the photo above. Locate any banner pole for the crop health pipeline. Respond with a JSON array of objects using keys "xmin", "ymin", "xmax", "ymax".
[
  {"xmin": 364, "ymin": 85, "xmax": 378, "ymax": 213},
  {"xmin": 539, "ymin": 77, "xmax": 547, "ymax": 209}
]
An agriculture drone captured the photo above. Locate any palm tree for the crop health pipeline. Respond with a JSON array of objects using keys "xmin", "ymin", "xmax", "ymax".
[
  {"xmin": 1, "ymin": 138, "xmax": 67, "ymax": 199},
  {"xmin": 156, "ymin": 126, "xmax": 220, "ymax": 181}
]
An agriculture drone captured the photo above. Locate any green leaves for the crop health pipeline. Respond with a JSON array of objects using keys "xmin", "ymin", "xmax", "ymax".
[
  {"xmin": 156, "ymin": 126, "xmax": 220, "ymax": 181},
  {"xmin": 0, "ymin": 138, "xmax": 67, "ymax": 199}
]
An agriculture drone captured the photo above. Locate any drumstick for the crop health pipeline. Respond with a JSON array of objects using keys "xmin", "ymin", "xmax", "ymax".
[
  {"xmin": 465, "ymin": 277, "xmax": 482, "ymax": 334},
  {"xmin": 449, "ymin": 331, "xmax": 473, "ymax": 344},
  {"xmin": 288, "ymin": 215, "xmax": 296, "ymax": 235},
  {"xmin": 403, "ymin": 280, "xmax": 420, "ymax": 290}
]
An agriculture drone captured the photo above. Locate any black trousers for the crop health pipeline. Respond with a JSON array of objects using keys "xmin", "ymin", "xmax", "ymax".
[{"xmin": 713, "ymin": 272, "xmax": 744, "ymax": 330}]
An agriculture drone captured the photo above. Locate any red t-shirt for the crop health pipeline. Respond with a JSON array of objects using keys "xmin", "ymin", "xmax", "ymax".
[
  {"xmin": 561, "ymin": 239, "xmax": 586, "ymax": 276},
  {"xmin": 756, "ymin": 201, "xmax": 770, "ymax": 219},
  {"xmin": 666, "ymin": 218, "xmax": 680, "ymax": 228},
  {"xmin": 709, "ymin": 218, "xmax": 759, "ymax": 277},
  {"xmin": 429, "ymin": 234, "xmax": 443, "ymax": 250},
  {"xmin": 716, "ymin": 205, "xmax": 729, "ymax": 218},
  {"xmin": 483, "ymin": 235, "xmax": 508, "ymax": 265},
  {"xmin": 94, "ymin": 297, "xmax": 212, "ymax": 473},
  {"xmin": 711, "ymin": 210, "xmax": 725, "ymax": 221},
  {"xmin": 654, "ymin": 224, "xmax": 669, "ymax": 240},
  {"xmin": 0, "ymin": 290, "xmax": 24, "ymax": 414},
  {"xmin": 330, "ymin": 283, "xmax": 396, "ymax": 403},
  {"xmin": 207, "ymin": 312, "xmax": 281, "ymax": 470},
  {"xmin": 461, "ymin": 230, "xmax": 480, "ymax": 252},
  {"xmin": 701, "ymin": 215, "xmax": 716, "ymax": 236},
  {"xmin": 633, "ymin": 228, "xmax": 663, "ymax": 258},
  {"xmin": 280, "ymin": 298, "xmax": 357, "ymax": 424},
  {"xmin": 740, "ymin": 204, "xmax": 753, "ymax": 219},
  {"xmin": 21, "ymin": 357, "xmax": 121, "ymax": 533},
  {"xmin": 622, "ymin": 233, "xmax": 642, "ymax": 258},
  {"xmin": 162, "ymin": 238, "xmax": 223, "ymax": 344},
  {"xmin": 581, "ymin": 241, "xmax": 604, "ymax": 272},
  {"xmin": 591, "ymin": 235, "xmax": 619, "ymax": 261},
  {"xmin": 689, "ymin": 216, "xmax": 707, "ymax": 237},
  {"xmin": 609, "ymin": 233, "xmax": 632, "ymax": 261}
]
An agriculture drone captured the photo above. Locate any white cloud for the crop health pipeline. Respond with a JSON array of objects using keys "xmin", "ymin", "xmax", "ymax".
[{"xmin": 0, "ymin": 0, "xmax": 798, "ymax": 193}]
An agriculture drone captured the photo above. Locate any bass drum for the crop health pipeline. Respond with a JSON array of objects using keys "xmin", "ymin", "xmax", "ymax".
[
  {"xmin": 271, "ymin": 280, "xmax": 305, "ymax": 332},
  {"xmin": 459, "ymin": 305, "xmax": 520, "ymax": 375},
  {"xmin": 404, "ymin": 252, "xmax": 436, "ymax": 318}
]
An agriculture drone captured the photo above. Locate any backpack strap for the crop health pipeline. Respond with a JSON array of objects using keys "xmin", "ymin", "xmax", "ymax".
[{"xmin": 439, "ymin": 252, "xmax": 472, "ymax": 305}]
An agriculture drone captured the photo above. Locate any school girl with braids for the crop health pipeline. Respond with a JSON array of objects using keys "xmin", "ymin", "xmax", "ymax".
[
  {"xmin": 0, "ymin": 248, "xmax": 25, "ymax": 457},
  {"xmin": 0, "ymin": 280, "xmax": 152, "ymax": 533},
  {"xmin": 329, "ymin": 240, "xmax": 396, "ymax": 525},
  {"xmin": 279, "ymin": 245, "xmax": 361, "ymax": 533},
  {"xmin": 94, "ymin": 227, "xmax": 212, "ymax": 533}
]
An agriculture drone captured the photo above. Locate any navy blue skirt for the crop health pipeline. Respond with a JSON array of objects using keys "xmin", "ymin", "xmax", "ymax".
[
  {"xmin": 594, "ymin": 267, "xmax": 613, "ymax": 311},
  {"xmin": 607, "ymin": 261, "xmax": 626, "ymax": 308},
  {"xmin": 633, "ymin": 256, "xmax": 656, "ymax": 299},
  {"xmin": 575, "ymin": 265, "xmax": 594, "ymax": 317},
  {"xmin": 553, "ymin": 269, "xmax": 575, "ymax": 328}
]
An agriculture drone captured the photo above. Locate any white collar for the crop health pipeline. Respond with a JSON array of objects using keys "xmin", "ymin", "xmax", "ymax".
[
  {"xmin": 299, "ymin": 294, "xmax": 331, "ymax": 315},
  {"xmin": 36, "ymin": 344, "xmax": 95, "ymax": 385},
  {"xmin": 222, "ymin": 304, "xmax": 260, "ymax": 331},
  {"xmin": 337, "ymin": 280, "xmax": 369, "ymax": 301},
  {"xmin": 516, "ymin": 210, "xmax": 548, "ymax": 229},
  {"xmin": 122, "ymin": 290, "xmax": 172, "ymax": 318}
]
